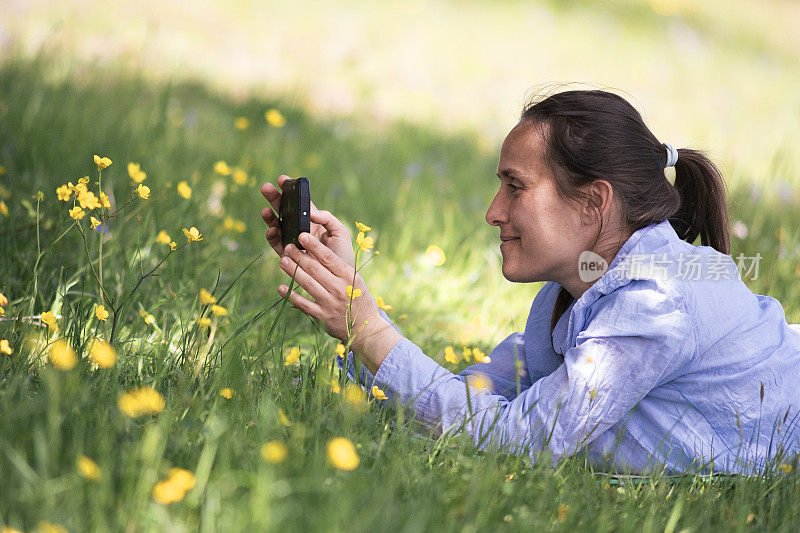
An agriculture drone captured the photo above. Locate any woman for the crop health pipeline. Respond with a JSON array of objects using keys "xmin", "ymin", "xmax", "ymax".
[{"xmin": 260, "ymin": 90, "xmax": 800, "ymax": 474}]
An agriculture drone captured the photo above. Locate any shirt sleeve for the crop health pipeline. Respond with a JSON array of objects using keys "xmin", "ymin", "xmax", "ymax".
[{"xmin": 372, "ymin": 279, "xmax": 696, "ymax": 461}]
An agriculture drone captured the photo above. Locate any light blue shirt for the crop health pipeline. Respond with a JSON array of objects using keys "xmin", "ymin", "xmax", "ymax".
[{"xmin": 345, "ymin": 220, "xmax": 800, "ymax": 474}]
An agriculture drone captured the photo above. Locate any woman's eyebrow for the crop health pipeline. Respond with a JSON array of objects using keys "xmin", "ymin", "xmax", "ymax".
[{"xmin": 497, "ymin": 168, "xmax": 525, "ymax": 179}]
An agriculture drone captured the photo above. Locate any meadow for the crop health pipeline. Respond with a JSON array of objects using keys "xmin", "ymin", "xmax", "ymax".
[{"xmin": 2, "ymin": 0, "xmax": 800, "ymax": 531}]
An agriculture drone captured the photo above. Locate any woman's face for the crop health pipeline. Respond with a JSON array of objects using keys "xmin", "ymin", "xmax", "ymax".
[{"xmin": 486, "ymin": 121, "xmax": 591, "ymax": 286}]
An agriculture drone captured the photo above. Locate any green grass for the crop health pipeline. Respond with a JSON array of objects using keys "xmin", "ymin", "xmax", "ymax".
[{"xmin": 2, "ymin": 11, "xmax": 800, "ymax": 530}]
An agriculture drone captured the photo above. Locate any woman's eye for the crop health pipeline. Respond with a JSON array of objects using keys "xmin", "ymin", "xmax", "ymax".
[{"xmin": 506, "ymin": 183, "xmax": 520, "ymax": 193}]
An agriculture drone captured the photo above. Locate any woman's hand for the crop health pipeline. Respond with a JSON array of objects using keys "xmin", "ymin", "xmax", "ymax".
[
  {"xmin": 277, "ymin": 233, "xmax": 401, "ymax": 374},
  {"xmin": 260, "ymin": 175, "xmax": 355, "ymax": 268}
]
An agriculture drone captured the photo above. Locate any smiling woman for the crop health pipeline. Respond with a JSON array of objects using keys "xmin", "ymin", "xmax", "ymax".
[{"xmin": 260, "ymin": 89, "xmax": 800, "ymax": 475}]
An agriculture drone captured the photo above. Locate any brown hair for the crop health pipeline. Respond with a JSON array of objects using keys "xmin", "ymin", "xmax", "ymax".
[{"xmin": 518, "ymin": 89, "xmax": 730, "ymax": 353}]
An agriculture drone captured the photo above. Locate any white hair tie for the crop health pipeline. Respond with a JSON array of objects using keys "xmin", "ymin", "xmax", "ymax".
[{"xmin": 663, "ymin": 143, "xmax": 679, "ymax": 168}]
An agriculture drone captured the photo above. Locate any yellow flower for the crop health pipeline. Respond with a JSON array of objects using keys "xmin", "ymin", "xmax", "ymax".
[
  {"xmin": 93, "ymin": 154, "xmax": 112, "ymax": 169},
  {"xmin": 346, "ymin": 285, "xmax": 362, "ymax": 299},
  {"xmin": 95, "ymin": 304, "xmax": 109, "ymax": 321},
  {"xmin": 355, "ymin": 222, "xmax": 371, "ymax": 233},
  {"xmin": 278, "ymin": 408, "xmax": 292, "ymax": 426},
  {"xmin": 232, "ymin": 167, "xmax": 248, "ymax": 185},
  {"xmin": 0, "ymin": 164, "xmax": 5, "ymax": 175},
  {"xmin": 78, "ymin": 176, "xmax": 90, "ymax": 186},
  {"xmin": 371, "ymin": 385, "xmax": 387, "ymax": 401},
  {"xmin": 260, "ymin": 441, "xmax": 288, "ymax": 464},
  {"xmin": 77, "ymin": 455, "xmax": 101, "ymax": 481},
  {"xmin": 223, "ymin": 217, "xmax": 246, "ymax": 233},
  {"xmin": 128, "ymin": 162, "xmax": 147, "ymax": 183},
  {"xmin": 462, "ymin": 347, "xmax": 472, "ymax": 362},
  {"xmin": 90, "ymin": 216, "xmax": 101, "ymax": 229},
  {"xmin": 344, "ymin": 383, "xmax": 367, "ymax": 407},
  {"xmin": 69, "ymin": 206, "xmax": 85, "ymax": 220},
  {"xmin": 265, "ymin": 108, "xmax": 286, "ymax": 127},
  {"xmin": 0, "ymin": 292, "xmax": 7, "ymax": 307},
  {"xmin": 78, "ymin": 190, "xmax": 101, "ymax": 210},
  {"xmin": 444, "ymin": 346, "xmax": 459, "ymax": 364},
  {"xmin": 168, "ymin": 468, "xmax": 196, "ymax": 492},
  {"xmin": 156, "ymin": 230, "xmax": 171, "ymax": 245},
  {"xmin": 56, "ymin": 184, "xmax": 72, "ymax": 201},
  {"xmin": 0, "ymin": 200, "xmax": 7, "ymax": 216},
  {"xmin": 152, "ymin": 469, "xmax": 195, "ymax": 505},
  {"xmin": 196, "ymin": 317, "xmax": 212, "ymax": 328},
  {"xmin": 425, "ymin": 245, "xmax": 446, "ymax": 266},
  {"xmin": 36, "ymin": 522, "xmax": 68, "ymax": 533},
  {"xmin": 169, "ymin": 241, "xmax": 177, "ymax": 251},
  {"xmin": 137, "ymin": 309, "xmax": 155, "ymax": 326},
  {"xmin": 210, "ymin": 304, "xmax": 227, "ymax": 316},
  {"xmin": 137, "ymin": 184, "xmax": 150, "ymax": 199},
  {"xmin": 48, "ymin": 339, "xmax": 77, "ymax": 370},
  {"xmin": 89, "ymin": 338, "xmax": 116, "ymax": 369},
  {"xmin": 356, "ymin": 232, "xmax": 374, "ymax": 251},
  {"xmin": 214, "ymin": 161, "xmax": 232, "ymax": 176},
  {"xmin": 0, "ymin": 339, "xmax": 12, "ymax": 355},
  {"xmin": 466, "ymin": 373, "xmax": 493, "ymax": 391},
  {"xmin": 0, "ymin": 307, "xmax": 5, "ymax": 316},
  {"xmin": 220, "ymin": 387, "xmax": 234, "ymax": 399},
  {"xmin": 335, "ymin": 343, "xmax": 346, "ymax": 358},
  {"xmin": 177, "ymin": 181, "xmax": 192, "ymax": 199},
  {"xmin": 376, "ymin": 297, "xmax": 392, "ymax": 311},
  {"xmin": 331, "ymin": 380, "xmax": 341, "ymax": 394},
  {"xmin": 234, "ymin": 116, "xmax": 250, "ymax": 130},
  {"xmin": 99, "ymin": 191, "xmax": 111, "ymax": 208},
  {"xmin": 117, "ymin": 386, "xmax": 165, "ymax": 417},
  {"xmin": 41, "ymin": 311, "xmax": 58, "ymax": 332},
  {"xmin": 284, "ymin": 347, "xmax": 301, "ymax": 366},
  {"xmin": 472, "ymin": 348, "xmax": 491, "ymax": 364},
  {"xmin": 327, "ymin": 437, "xmax": 360, "ymax": 471},
  {"xmin": 199, "ymin": 288, "xmax": 217, "ymax": 304},
  {"xmin": 4, "ymin": 525, "xmax": 23, "ymax": 533},
  {"xmin": 780, "ymin": 464, "xmax": 793, "ymax": 474},
  {"xmin": 183, "ymin": 227, "xmax": 203, "ymax": 242}
]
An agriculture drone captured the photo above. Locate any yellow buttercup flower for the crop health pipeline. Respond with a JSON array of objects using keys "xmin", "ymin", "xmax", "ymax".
[
  {"xmin": 210, "ymin": 304, "xmax": 227, "ymax": 316},
  {"xmin": 356, "ymin": 232, "xmax": 374, "ymax": 252},
  {"xmin": 344, "ymin": 383, "xmax": 367, "ymax": 408},
  {"xmin": 462, "ymin": 347, "xmax": 472, "ymax": 362},
  {"xmin": 265, "ymin": 108, "xmax": 286, "ymax": 127},
  {"xmin": 466, "ymin": 373, "xmax": 493, "ymax": 391},
  {"xmin": 220, "ymin": 388, "xmax": 234, "ymax": 399},
  {"xmin": 48, "ymin": 339, "xmax": 77, "ymax": 370},
  {"xmin": 214, "ymin": 161, "xmax": 232, "ymax": 176},
  {"xmin": 327, "ymin": 437, "xmax": 360, "ymax": 471},
  {"xmin": 177, "ymin": 181, "xmax": 192, "ymax": 199},
  {"xmin": 152, "ymin": 468, "xmax": 195, "ymax": 505},
  {"xmin": 232, "ymin": 167, "xmax": 248, "ymax": 185},
  {"xmin": 95, "ymin": 304, "xmax": 109, "ymax": 321},
  {"xmin": 56, "ymin": 184, "xmax": 72, "ymax": 201},
  {"xmin": 376, "ymin": 297, "xmax": 392, "ymax": 311},
  {"xmin": 0, "ymin": 339, "xmax": 12, "ymax": 355},
  {"xmin": 183, "ymin": 227, "xmax": 203, "ymax": 242},
  {"xmin": 99, "ymin": 191, "xmax": 111, "ymax": 208},
  {"xmin": 780, "ymin": 464, "xmax": 793, "ymax": 474},
  {"xmin": 371, "ymin": 385, "xmax": 387, "ymax": 400},
  {"xmin": 223, "ymin": 217, "xmax": 246, "ymax": 233},
  {"xmin": 0, "ymin": 200, "xmax": 7, "ymax": 216},
  {"xmin": 335, "ymin": 343, "xmax": 346, "ymax": 358},
  {"xmin": 41, "ymin": 311, "xmax": 58, "ymax": 332},
  {"xmin": 444, "ymin": 346, "xmax": 458, "ymax": 364},
  {"xmin": 89, "ymin": 338, "xmax": 116, "ymax": 369},
  {"xmin": 260, "ymin": 441, "xmax": 288, "ymax": 464},
  {"xmin": 346, "ymin": 286, "xmax": 362, "ymax": 299},
  {"xmin": 278, "ymin": 409, "xmax": 292, "ymax": 427},
  {"xmin": 117, "ymin": 386, "xmax": 165, "ymax": 417},
  {"xmin": 355, "ymin": 222, "xmax": 371, "ymax": 232},
  {"xmin": 425, "ymin": 245, "xmax": 446, "ymax": 266},
  {"xmin": 156, "ymin": 230, "xmax": 171, "ymax": 245},
  {"xmin": 78, "ymin": 190, "xmax": 101, "ymax": 210},
  {"xmin": 139, "ymin": 309, "xmax": 156, "ymax": 325},
  {"xmin": 472, "ymin": 348, "xmax": 491, "ymax": 364},
  {"xmin": 77, "ymin": 455, "xmax": 101, "ymax": 481},
  {"xmin": 331, "ymin": 380, "xmax": 341, "ymax": 394},
  {"xmin": 93, "ymin": 154, "xmax": 112, "ymax": 169},
  {"xmin": 137, "ymin": 184, "xmax": 150, "ymax": 199},
  {"xmin": 199, "ymin": 288, "xmax": 217, "ymax": 304},
  {"xmin": 168, "ymin": 468, "xmax": 196, "ymax": 491},
  {"xmin": 0, "ymin": 292, "xmax": 7, "ymax": 307},
  {"xmin": 169, "ymin": 241, "xmax": 177, "ymax": 251},
  {"xmin": 36, "ymin": 522, "xmax": 67, "ymax": 533},
  {"xmin": 234, "ymin": 116, "xmax": 250, "ymax": 130},
  {"xmin": 90, "ymin": 216, "xmax": 101, "ymax": 229},
  {"xmin": 196, "ymin": 317, "xmax": 212, "ymax": 328},
  {"xmin": 69, "ymin": 206, "xmax": 85, "ymax": 220},
  {"xmin": 284, "ymin": 347, "xmax": 301, "ymax": 366},
  {"xmin": 128, "ymin": 162, "xmax": 147, "ymax": 183}
]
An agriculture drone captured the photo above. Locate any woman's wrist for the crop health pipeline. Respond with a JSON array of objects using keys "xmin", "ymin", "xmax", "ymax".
[{"xmin": 350, "ymin": 316, "xmax": 403, "ymax": 375}]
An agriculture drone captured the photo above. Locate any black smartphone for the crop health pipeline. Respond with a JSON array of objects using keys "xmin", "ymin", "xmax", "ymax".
[{"xmin": 279, "ymin": 177, "xmax": 311, "ymax": 250}]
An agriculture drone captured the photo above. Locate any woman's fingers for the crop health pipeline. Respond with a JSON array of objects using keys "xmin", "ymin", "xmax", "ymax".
[
  {"xmin": 260, "ymin": 175, "xmax": 293, "ymax": 215},
  {"xmin": 277, "ymin": 284, "xmax": 324, "ymax": 319},
  {"xmin": 278, "ymin": 252, "xmax": 332, "ymax": 304},
  {"xmin": 296, "ymin": 233, "xmax": 354, "ymax": 280}
]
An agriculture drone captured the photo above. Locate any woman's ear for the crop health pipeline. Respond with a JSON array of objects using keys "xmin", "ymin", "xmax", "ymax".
[{"xmin": 580, "ymin": 179, "xmax": 615, "ymax": 225}]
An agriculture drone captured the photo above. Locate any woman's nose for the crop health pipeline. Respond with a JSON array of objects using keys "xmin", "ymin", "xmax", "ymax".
[{"xmin": 485, "ymin": 191, "xmax": 507, "ymax": 227}]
